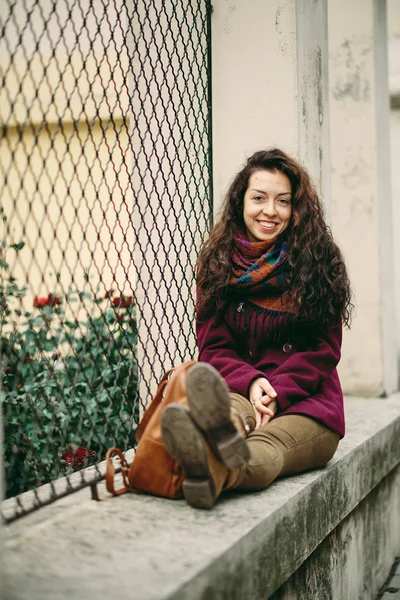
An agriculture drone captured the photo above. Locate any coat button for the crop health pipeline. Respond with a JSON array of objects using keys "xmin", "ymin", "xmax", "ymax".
[{"xmin": 283, "ymin": 343, "xmax": 293, "ymax": 353}]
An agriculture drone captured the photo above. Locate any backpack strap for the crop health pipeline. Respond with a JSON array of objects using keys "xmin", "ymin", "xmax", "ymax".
[
  {"xmin": 135, "ymin": 372, "xmax": 171, "ymax": 441},
  {"xmin": 105, "ymin": 447, "xmax": 137, "ymax": 496}
]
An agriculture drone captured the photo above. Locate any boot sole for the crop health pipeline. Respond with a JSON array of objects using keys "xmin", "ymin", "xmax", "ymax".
[
  {"xmin": 161, "ymin": 403, "xmax": 216, "ymax": 509},
  {"xmin": 186, "ymin": 363, "xmax": 250, "ymax": 470}
]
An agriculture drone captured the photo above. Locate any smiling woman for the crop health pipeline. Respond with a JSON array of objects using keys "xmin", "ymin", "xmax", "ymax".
[
  {"xmin": 157, "ymin": 148, "xmax": 354, "ymax": 509},
  {"xmin": 243, "ymin": 170, "xmax": 292, "ymax": 242}
]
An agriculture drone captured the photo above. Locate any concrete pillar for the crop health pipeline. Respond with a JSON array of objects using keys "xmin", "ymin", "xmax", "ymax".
[
  {"xmin": 211, "ymin": 0, "xmax": 330, "ymax": 215},
  {"xmin": 388, "ymin": 0, "xmax": 400, "ymax": 386},
  {"xmin": 329, "ymin": 0, "xmax": 398, "ymax": 396}
]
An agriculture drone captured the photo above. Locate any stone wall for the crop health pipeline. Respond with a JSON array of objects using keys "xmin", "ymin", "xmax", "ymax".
[{"xmin": 272, "ymin": 464, "xmax": 400, "ymax": 600}]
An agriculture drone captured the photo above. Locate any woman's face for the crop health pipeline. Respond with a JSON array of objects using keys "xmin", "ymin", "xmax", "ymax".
[{"xmin": 243, "ymin": 169, "xmax": 292, "ymax": 242}]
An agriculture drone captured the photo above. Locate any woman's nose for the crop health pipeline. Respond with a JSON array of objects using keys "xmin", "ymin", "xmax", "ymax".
[{"xmin": 262, "ymin": 199, "xmax": 277, "ymax": 216}]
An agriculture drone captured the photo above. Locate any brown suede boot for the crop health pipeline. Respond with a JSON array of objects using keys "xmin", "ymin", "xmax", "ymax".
[
  {"xmin": 185, "ymin": 363, "xmax": 250, "ymax": 469},
  {"xmin": 161, "ymin": 403, "xmax": 242, "ymax": 509}
]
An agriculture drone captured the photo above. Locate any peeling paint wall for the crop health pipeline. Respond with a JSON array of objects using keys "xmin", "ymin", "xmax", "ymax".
[
  {"xmin": 296, "ymin": 0, "xmax": 331, "ymax": 215},
  {"xmin": 391, "ymin": 109, "xmax": 400, "ymax": 387},
  {"xmin": 211, "ymin": 0, "xmax": 330, "ymax": 215},
  {"xmin": 211, "ymin": 0, "xmax": 299, "ymax": 214},
  {"xmin": 329, "ymin": 0, "xmax": 397, "ymax": 396}
]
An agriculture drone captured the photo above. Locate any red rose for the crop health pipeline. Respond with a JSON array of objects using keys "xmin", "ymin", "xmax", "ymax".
[
  {"xmin": 62, "ymin": 447, "xmax": 96, "ymax": 469},
  {"xmin": 111, "ymin": 295, "xmax": 133, "ymax": 308},
  {"xmin": 61, "ymin": 450, "xmax": 73, "ymax": 466},
  {"xmin": 33, "ymin": 294, "xmax": 61, "ymax": 308},
  {"xmin": 48, "ymin": 294, "xmax": 61, "ymax": 306},
  {"xmin": 33, "ymin": 296, "xmax": 48, "ymax": 307}
]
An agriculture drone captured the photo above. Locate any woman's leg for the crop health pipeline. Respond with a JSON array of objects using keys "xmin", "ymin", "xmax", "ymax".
[
  {"xmin": 227, "ymin": 407, "xmax": 340, "ymax": 491},
  {"xmin": 162, "ymin": 364, "xmax": 339, "ymax": 507}
]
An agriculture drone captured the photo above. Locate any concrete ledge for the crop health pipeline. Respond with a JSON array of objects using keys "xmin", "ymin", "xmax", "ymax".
[
  {"xmin": 271, "ymin": 464, "xmax": 400, "ymax": 599},
  {"xmin": 3, "ymin": 394, "xmax": 400, "ymax": 600}
]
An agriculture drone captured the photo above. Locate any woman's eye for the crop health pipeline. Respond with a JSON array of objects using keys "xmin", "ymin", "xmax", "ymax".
[
  {"xmin": 277, "ymin": 198, "xmax": 291, "ymax": 205},
  {"xmin": 253, "ymin": 196, "xmax": 263, "ymax": 201}
]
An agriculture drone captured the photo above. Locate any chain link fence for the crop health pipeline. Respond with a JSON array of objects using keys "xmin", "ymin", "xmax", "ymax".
[{"xmin": 0, "ymin": 0, "xmax": 212, "ymax": 522}]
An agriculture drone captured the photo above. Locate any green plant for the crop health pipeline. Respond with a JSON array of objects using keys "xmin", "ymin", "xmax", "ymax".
[{"xmin": 1, "ymin": 243, "xmax": 139, "ymax": 498}]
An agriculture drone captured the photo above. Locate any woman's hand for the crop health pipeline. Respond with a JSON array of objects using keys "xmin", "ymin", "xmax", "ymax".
[{"xmin": 249, "ymin": 377, "xmax": 278, "ymax": 429}]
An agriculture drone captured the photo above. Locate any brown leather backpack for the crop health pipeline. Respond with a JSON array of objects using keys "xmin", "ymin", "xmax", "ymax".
[{"xmin": 105, "ymin": 361, "xmax": 196, "ymax": 499}]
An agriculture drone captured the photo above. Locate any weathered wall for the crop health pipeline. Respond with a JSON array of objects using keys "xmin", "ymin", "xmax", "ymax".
[
  {"xmin": 212, "ymin": 0, "xmax": 398, "ymax": 396},
  {"xmin": 391, "ymin": 108, "xmax": 400, "ymax": 387},
  {"xmin": 388, "ymin": 0, "xmax": 400, "ymax": 386},
  {"xmin": 211, "ymin": 0, "xmax": 330, "ymax": 216},
  {"xmin": 271, "ymin": 463, "xmax": 400, "ymax": 600},
  {"xmin": 211, "ymin": 0, "xmax": 298, "ymax": 213},
  {"xmin": 329, "ymin": 0, "xmax": 398, "ymax": 396}
]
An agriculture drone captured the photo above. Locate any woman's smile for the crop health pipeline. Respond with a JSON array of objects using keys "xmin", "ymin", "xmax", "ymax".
[{"xmin": 257, "ymin": 220, "xmax": 278, "ymax": 231}]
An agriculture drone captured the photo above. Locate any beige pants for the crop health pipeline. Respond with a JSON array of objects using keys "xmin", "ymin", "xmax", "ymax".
[{"xmin": 228, "ymin": 393, "xmax": 340, "ymax": 491}]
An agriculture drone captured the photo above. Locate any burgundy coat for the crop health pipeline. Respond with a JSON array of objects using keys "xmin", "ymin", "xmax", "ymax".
[{"xmin": 196, "ymin": 298, "xmax": 345, "ymax": 437}]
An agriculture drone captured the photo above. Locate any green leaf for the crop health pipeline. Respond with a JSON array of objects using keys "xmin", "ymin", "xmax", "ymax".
[{"xmin": 10, "ymin": 242, "xmax": 25, "ymax": 251}]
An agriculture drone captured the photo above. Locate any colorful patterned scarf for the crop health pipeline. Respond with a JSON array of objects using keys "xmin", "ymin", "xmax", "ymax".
[
  {"xmin": 230, "ymin": 230, "xmax": 296, "ymax": 314},
  {"xmin": 230, "ymin": 230, "xmax": 289, "ymax": 292}
]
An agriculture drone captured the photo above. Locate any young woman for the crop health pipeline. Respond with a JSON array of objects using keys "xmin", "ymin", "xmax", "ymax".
[{"xmin": 161, "ymin": 148, "xmax": 352, "ymax": 509}]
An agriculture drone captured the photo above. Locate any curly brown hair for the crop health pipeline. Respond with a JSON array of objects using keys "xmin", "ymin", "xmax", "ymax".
[{"xmin": 197, "ymin": 148, "xmax": 353, "ymax": 328}]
